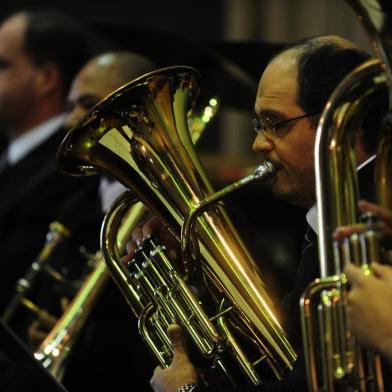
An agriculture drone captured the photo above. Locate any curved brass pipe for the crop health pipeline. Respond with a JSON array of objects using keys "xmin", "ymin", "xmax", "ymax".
[
  {"xmin": 58, "ymin": 66, "xmax": 296, "ymax": 385},
  {"xmin": 300, "ymin": 58, "xmax": 388, "ymax": 392}
]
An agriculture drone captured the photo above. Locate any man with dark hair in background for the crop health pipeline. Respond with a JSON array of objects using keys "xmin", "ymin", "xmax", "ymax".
[
  {"xmin": 123, "ymin": 35, "xmax": 390, "ymax": 391},
  {"xmin": 0, "ymin": 10, "xmax": 102, "ymax": 340},
  {"xmin": 26, "ymin": 50, "xmax": 158, "ymax": 391}
]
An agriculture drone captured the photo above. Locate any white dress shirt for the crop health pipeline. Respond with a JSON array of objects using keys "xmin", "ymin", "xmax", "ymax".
[
  {"xmin": 6, "ymin": 113, "xmax": 66, "ymax": 166},
  {"xmin": 306, "ymin": 154, "xmax": 376, "ymax": 234}
]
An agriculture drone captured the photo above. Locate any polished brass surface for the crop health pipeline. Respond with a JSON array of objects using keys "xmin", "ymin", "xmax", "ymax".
[
  {"xmin": 34, "ymin": 251, "xmax": 108, "ymax": 381},
  {"xmin": 300, "ymin": 1, "xmax": 392, "ymax": 389},
  {"xmin": 58, "ymin": 66, "xmax": 296, "ymax": 384},
  {"xmin": 34, "ymin": 201, "xmax": 148, "ymax": 381},
  {"xmin": 300, "ymin": 58, "xmax": 389, "ymax": 392}
]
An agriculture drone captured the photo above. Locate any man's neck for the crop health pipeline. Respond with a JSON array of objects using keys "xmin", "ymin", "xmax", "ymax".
[
  {"xmin": 7, "ymin": 113, "xmax": 66, "ymax": 165},
  {"xmin": 8, "ymin": 98, "xmax": 64, "ymax": 141}
]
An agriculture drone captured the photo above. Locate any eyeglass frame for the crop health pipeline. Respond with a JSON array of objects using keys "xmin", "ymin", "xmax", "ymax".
[{"xmin": 252, "ymin": 112, "xmax": 321, "ymax": 139}]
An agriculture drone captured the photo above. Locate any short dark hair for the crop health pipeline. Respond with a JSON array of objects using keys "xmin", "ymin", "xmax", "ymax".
[
  {"xmin": 273, "ymin": 36, "xmax": 388, "ymax": 152},
  {"xmin": 294, "ymin": 40, "xmax": 370, "ymax": 117},
  {"xmin": 22, "ymin": 10, "xmax": 90, "ymax": 97}
]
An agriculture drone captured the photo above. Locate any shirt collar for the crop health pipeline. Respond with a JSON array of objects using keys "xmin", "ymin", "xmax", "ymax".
[
  {"xmin": 306, "ymin": 153, "xmax": 376, "ymax": 234},
  {"xmin": 7, "ymin": 113, "xmax": 66, "ymax": 166}
]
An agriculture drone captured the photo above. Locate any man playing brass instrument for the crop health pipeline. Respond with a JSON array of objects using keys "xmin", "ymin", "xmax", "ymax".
[
  {"xmin": 124, "ymin": 35, "xmax": 390, "ymax": 391},
  {"xmin": 27, "ymin": 50, "xmax": 157, "ymax": 391},
  {"xmin": 0, "ymin": 10, "xmax": 102, "ymax": 336}
]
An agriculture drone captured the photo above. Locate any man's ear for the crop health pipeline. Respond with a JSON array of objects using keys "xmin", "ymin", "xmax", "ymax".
[{"xmin": 35, "ymin": 62, "xmax": 63, "ymax": 98}]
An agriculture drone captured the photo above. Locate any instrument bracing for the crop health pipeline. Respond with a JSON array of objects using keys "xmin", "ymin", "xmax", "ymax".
[
  {"xmin": 34, "ymin": 201, "xmax": 148, "ymax": 381},
  {"xmin": 57, "ymin": 66, "xmax": 297, "ymax": 385},
  {"xmin": 300, "ymin": 1, "xmax": 392, "ymax": 390},
  {"xmin": 2, "ymin": 221, "xmax": 70, "ymax": 324}
]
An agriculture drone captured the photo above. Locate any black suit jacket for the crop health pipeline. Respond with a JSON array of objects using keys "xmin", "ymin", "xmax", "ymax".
[{"xmin": 0, "ymin": 127, "xmax": 102, "ymax": 326}]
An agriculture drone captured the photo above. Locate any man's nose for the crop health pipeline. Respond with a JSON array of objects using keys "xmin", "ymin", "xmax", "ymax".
[{"xmin": 252, "ymin": 132, "xmax": 274, "ymax": 154}]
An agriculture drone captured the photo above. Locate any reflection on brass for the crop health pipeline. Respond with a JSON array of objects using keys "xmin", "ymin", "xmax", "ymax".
[
  {"xmin": 300, "ymin": 1, "xmax": 392, "ymax": 388},
  {"xmin": 58, "ymin": 66, "xmax": 296, "ymax": 385}
]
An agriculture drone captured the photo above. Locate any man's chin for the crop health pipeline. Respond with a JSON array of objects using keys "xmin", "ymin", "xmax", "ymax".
[{"xmin": 271, "ymin": 183, "xmax": 299, "ymax": 206}]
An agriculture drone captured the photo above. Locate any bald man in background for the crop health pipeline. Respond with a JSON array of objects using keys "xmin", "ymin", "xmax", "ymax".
[{"xmin": 29, "ymin": 50, "xmax": 157, "ymax": 391}]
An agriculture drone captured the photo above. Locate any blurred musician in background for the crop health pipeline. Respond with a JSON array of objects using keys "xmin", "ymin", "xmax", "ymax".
[
  {"xmin": 27, "ymin": 50, "xmax": 157, "ymax": 391},
  {"xmin": 0, "ymin": 10, "xmax": 103, "ymax": 338}
]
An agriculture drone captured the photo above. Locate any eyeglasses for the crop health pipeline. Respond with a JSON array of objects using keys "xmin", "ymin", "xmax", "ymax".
[{"xmin": 252, "ymin": 112, "xmax": 320, "ymax": 139}]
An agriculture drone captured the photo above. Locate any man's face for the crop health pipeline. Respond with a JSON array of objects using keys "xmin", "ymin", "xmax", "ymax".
[
  {"xmin": 0, "ymin": 14, "xmax": 41, "ymax": 136},
  {"xmin": 64, "ymin": 57, "xmax": 121, "ymax": 129},
  {"xmin": 253, "ymin": 50, "xmax": 317, "ymax": 208}
]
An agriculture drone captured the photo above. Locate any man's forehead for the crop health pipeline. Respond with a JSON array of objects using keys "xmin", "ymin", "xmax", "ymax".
[
  {"xmin": 0, "ymin": 14, "xmax": 27, "ymax": 56},
  {"xmin": 255, "ymin": 50, "xmax": 299, "ymax": 112}
]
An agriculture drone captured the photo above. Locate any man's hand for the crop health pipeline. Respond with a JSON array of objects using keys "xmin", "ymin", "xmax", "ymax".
[
  {"xmin": 345, "ymin": 263, "xmax": 392, "ymax": 364},
  {"xmin": 150, "ymin": 324, "xmax": 198, "ymax": 392},
  {"xmin": 123, "ymin": 216, "xmax": 179, "ymax": 265},
  {"xmin": 333, "ymin": 200, "xmax": 392, "ymax": 241}
]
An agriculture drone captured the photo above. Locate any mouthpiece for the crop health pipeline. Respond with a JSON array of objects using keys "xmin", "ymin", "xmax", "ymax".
[{"xmin": 253, "ymin": 161, "xmax": 276, "ymax": 183}]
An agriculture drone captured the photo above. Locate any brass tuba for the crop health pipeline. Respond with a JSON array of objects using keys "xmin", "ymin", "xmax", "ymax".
[
  {"xmin": 300, "ymin": 1, "xmax": 392, "ymax": 391},
  {"xmin": 57, "ymin": 66, "xmax": 296, "ymax": 385}
]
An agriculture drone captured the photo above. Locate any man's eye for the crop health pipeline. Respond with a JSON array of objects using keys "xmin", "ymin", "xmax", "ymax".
[
  {"xmin": 274, "ymin": 121, "xmax": 285, "ymax": 129},
  {"xmin": 0, "ymin": 59, "xmax": 10, "ymax": 70},
  {"xmin": 79, "ymin": 96, "xmax": 99, "ymax": 111},
  {"xmin": 65, "ymin": 101, "xmax": 75, "ymax": 112}
]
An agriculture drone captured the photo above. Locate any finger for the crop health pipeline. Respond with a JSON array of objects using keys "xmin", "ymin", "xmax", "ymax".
[
  {"xmin": 132, "ymin": 225, "xmax": 144, "ymax": 247},
  {"xmin": 121, "ymin": 254, "xmax": 130, "ymax": 266},
  {"xmin": 153, "ymin": 365, "xmax": 163, "ymax": 375},
  {"xmin": 372, "ymin": 262, "xmax": 392, "ymax": 282},
  {"xmin": 359, "ymin": 200, "xmax": 392, "ymax": 226},
  {"xmin": 143, "ymin": 216, "xmax": 163, "ymax": 239},
  {"xmin": 126, "ymin": 240, "xmax": 138, "ymax": 260},
  {"xmin": 344, "ymin": 264, "xmax": 365, "ymax": 286},
  {"xmin": 167, "ymin": 324, "xmax": 188, "ymax": 362},
  {"xmin": 333, "ymin": 224, "xmax": 367, "ymax": 240},
  {"xmin": 150, "ymin": 365, "xmax": 163, "ymax": 388}
]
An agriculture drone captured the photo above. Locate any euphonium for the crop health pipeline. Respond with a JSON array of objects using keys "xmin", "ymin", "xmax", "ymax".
[
  {"xmin": 300, "ymin": 2, "xmax": 392, "ymax": 391},
  {"xmin": 34, "ymin": 76, "xmax": 217, "ymax": 380},
  {"xmin": 57, "ymin": 66, "xmax": 297, "ymax": 385}
]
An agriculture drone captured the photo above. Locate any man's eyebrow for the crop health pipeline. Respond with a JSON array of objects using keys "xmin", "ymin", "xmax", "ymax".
[
  {"xmin": 253, "ymin": 108, "xmax": 285, "ymax": 119},
  {"xmin": 78, "ymin": 93, "xmax": 99, "ymax": 101}
]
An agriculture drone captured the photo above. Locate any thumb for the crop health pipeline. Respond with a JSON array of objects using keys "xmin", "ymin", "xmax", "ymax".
[
  {"xmin": 372, "ymin": 262, "xmax": 392, "ymax": 282},
  {"xmin": 345, "ymin": 264, "xmax": 366, "ymax": 286},
  {"xmin": 167, "ymin": 324, "xmax": 188, "ymax": 363}
]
